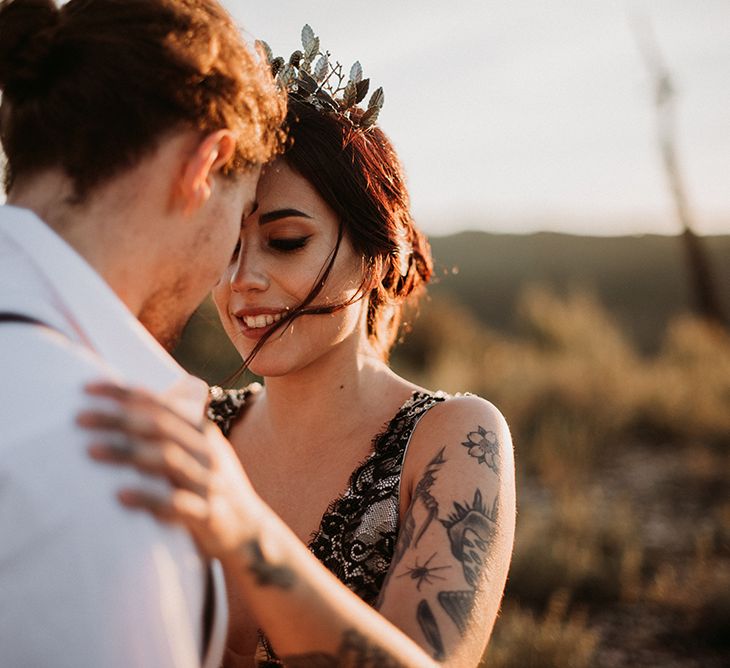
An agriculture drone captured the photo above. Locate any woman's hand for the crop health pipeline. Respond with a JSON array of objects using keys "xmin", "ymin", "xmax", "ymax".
[{"xmin": 78, "ymin": 382, "xmax": 262, "ymax": 559}]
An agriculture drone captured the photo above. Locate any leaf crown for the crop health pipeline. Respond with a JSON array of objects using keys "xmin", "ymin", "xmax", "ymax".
[{"xmin": 256, "ymin": 24, "xmax": 385, "ymax": 131}]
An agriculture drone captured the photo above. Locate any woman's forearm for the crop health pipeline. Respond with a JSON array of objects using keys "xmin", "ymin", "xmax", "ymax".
[{"xmin": 221, "ymin": 499, "xmax": 437, "ymax": 667}]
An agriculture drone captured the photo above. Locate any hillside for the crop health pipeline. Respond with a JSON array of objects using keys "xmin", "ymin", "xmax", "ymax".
[{"xmin": 427, "ymin": 231, "xmax": 730, "ymax": 351}]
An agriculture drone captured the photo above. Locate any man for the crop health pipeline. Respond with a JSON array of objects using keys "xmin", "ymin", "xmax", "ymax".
[{"xmin": 0, "ymin": 0, "xmax": 284, "ymax": 665}]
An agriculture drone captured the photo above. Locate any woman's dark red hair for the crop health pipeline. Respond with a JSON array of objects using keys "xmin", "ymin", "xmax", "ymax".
[{"xmin": 238, "ymin": 97, "xmax": 433, "ymax": 371}]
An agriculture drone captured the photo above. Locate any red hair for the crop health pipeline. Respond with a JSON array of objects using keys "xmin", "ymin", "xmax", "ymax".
[{"xmin": 0, "ymin": 0, "xmax": 286, "ymax": 200}]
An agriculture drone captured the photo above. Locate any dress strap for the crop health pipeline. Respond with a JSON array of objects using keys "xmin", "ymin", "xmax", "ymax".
[{"xmin": 391, "ymin": 391, "xmax": 450, "ymax": 505}]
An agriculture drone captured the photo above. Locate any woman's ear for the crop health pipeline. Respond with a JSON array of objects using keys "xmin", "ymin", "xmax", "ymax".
[{"xmin": 177, "ymin": 130, "xmax": 236, "ymax": 215}]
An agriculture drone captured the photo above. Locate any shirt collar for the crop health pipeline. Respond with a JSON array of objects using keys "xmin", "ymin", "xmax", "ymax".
[{"xmin": 0, "ymin": 204, "xmax": 208, "ymax": 421}]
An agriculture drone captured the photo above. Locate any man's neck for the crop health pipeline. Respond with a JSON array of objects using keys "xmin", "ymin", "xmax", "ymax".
[{"xmin": 8, "ymin": 172, "xmax": 158, "ymax": 317}]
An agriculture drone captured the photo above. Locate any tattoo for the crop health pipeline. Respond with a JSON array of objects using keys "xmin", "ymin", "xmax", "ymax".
[
  {"xmin": 280, "ymin": 628, "xmax": 405, "ymax": 667},
  {"xmin": 245, "ymin": 538, "xmax": 296, "ymax": 589},
  {"xmin": 392, "ymin": 448, "xmax": 447, "ymax": 572},
  {"xmin": 397, "ymin": 552, "xmax": 451, "ymax": 591},
  {"xmin": 417, "ymin": 599, "xmax": 445, "ymax": 661},
  {"xmin": 441, "ymin": 489, "xmax": 498, "ymax": 588},
  {"xmin": 437, "ymin": 490, "xmax": 499, "ymax": 636},
  {"xmin": 437, "ymin": 590, "xmax": 474, "ymax": 636},
  {"xmin": 376, "ymin": 448, "xmax": 447, "ymax": 608},
  {"xmin": 412, "ymin": 447, "xmax": 447, "ymax": 547},
  {"xmin": 461, "ymin": 425, "xmax": 500, "ymax": 474}
]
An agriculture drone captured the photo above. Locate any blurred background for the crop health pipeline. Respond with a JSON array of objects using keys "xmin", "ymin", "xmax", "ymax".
[{"xmin": 175, "ymin": 2, "xmax": 730, "ymax": 666}]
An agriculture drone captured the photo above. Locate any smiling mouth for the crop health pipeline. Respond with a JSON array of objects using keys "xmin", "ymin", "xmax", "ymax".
[{"xmin": 238, "ymin": 311, "xmax": 287, "ymax": 329}]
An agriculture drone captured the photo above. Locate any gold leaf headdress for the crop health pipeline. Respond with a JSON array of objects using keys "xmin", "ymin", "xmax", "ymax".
[{"xmin": 256, "ymin": 25, "xmax": 385, "ymax": 130}]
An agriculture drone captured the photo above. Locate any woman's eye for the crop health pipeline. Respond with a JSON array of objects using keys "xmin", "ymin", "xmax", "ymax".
[{"xmin": 269, "ymin": 236, "xmax": 310, "ymax": 252}]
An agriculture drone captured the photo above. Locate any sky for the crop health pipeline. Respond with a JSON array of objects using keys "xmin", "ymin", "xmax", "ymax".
[{"xmin": 223, "ymin": 0, "xmax": 730, "ymax": 237}]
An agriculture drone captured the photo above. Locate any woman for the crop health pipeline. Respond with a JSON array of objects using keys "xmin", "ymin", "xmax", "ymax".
[{"xmin": 79, "ymin": 30, "xmax": 516, "ymax": 667}]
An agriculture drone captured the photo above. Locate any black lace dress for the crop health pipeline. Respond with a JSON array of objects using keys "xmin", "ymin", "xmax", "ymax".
[{"xmin": 207, "ymin": 384, "xmax": 448, "ymax": 667}]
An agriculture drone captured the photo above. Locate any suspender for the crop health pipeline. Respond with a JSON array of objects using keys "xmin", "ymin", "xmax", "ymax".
[{"xmin": 0, "ymin": 313, "xmax": 48, "ymax": 327}]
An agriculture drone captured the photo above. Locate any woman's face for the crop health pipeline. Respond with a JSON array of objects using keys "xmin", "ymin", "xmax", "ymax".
[{"xmin": 212, "ymin": 159, "xmax": 366, "ymax": 377}]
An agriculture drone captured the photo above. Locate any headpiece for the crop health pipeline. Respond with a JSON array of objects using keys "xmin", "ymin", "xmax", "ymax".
[{"xmin": 256, "ymin": 24, "xmax": 385, "ymax": 130}]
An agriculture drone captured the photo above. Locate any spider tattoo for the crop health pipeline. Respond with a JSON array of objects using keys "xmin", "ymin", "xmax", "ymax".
[{"xmin": 397, "ymin": 553, "xmax": 451, "ymax": 591}]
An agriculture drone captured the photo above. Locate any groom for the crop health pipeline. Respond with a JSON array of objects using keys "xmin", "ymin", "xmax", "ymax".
[{"xmin": 0, "ymin": 0, "xmax": 283, "ymax": 666}]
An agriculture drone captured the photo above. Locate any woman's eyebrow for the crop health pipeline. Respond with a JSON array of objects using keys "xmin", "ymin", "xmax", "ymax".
[{"xmin": 258, "ymin": 208, "xmax": 313, "ymax": 225}]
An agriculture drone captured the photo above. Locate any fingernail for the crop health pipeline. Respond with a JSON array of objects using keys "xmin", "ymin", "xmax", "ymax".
[
  {"xmin": 76, "ymin": 412, "xmax": 94, "ymax": 426},
  {"xmin": 87, "ymin": 444, "xmax": 107, "ymax": 458},
  {"xmin": 118, "ymin": 490, "xmax": 136, "ymax": 505}
]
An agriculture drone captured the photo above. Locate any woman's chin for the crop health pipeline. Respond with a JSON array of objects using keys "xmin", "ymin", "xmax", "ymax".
[{"xmin": 231, "ymin": 348, "xmax": 292, "ymax": 379}]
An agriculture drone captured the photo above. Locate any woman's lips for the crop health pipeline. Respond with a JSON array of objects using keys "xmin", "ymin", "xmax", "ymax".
[{"xmin": 232, "ymin": 309, "xmax": 289, "ymax": 340}]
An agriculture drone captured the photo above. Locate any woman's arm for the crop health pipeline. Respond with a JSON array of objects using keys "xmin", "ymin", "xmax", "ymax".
[
  {"xmin": 375, "ymin": 395, "xmax": 516, "ymax": 664},
  {"xmin": 79, "ymin": 384, "xmax": 515, "ymax": 666}
]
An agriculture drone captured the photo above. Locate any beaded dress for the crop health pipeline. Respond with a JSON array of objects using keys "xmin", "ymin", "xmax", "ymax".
[{"xmin": 207, "ymin": 384, "xmax": 448, "ymax": 666}]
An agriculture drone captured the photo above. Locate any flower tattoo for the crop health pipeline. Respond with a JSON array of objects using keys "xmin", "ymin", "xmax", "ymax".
[{"xmin": 461, "ymin": 425, "xmax": 500, "ymax": 474}]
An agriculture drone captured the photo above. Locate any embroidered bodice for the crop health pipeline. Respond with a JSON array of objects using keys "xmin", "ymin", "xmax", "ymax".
[{"xmin": 207, "ymin": 384, "xmax": 448, "ymax": 665}]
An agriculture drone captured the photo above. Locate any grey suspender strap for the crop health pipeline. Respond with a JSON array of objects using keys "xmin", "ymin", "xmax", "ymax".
[
  {"xmin": 0, "ymin": 313, "xmax": 49, "ymax": 327},
  {"xmin": 202, "ymin": 564, "xmax": 215, "ymax": 661}
]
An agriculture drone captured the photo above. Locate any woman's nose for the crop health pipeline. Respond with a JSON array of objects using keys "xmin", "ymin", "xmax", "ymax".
[{"xmin": 230, "ymin": 244, "xmax": 269, "ymax": 293}]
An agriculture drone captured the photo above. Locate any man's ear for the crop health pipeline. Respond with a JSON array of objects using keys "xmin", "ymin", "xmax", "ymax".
[{"xmin": 177, "ymin": 130, "xmax": 236, "ymax": 215}]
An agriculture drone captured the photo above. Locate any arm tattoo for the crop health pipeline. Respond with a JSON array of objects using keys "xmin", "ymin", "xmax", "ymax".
[
  {"xmin": 437, "ymin": 591, "xmax": 473, "ymax": 636},
  {"xmin": 412, "ymin": 447, "xmax": 447, "ymax": 548},
  {"xmin": 279, "ymin": 628, "xmax": 406, "ymax": 667},
  {"xmin": 376, "ymin": 448, "xmax": 447, "ymax": 607},
  {"xmin": 245, "ymin": 538, "xmax": 297, "ymax": 589},
  {"xmin": 397, "ymin": 552, "xmax": 451, "ymax": 591},
  {"xmin": 461, "ymin": 425, "xmax": 500, "ymax": 474},
  {"xmin": 417, "ymin": 599, "xmax": 445, "ymax": 661},
  {"xmin": 437, "ymin": 490, "xmax": 499, "ymax": 635}
]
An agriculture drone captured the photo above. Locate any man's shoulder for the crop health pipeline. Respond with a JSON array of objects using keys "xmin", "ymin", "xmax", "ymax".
[
  {"xmin": 0, "ymin": 323, "xmax": 205, "ymax": 588},
  {"xmin": 0, "ymin": 320, "xmax": 114, "ymax": 381},
  {"xmin": 0, "ymin": 324, "xmax": 116, "ymax": 441}
]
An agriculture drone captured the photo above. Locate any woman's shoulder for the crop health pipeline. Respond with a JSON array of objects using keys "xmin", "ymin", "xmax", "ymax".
[
  {"xmin": 410, "ymin": 387, "xmax": 509, "ymax": 434},
  {"xmin": 207, "ymin": 382, "xmax": 262, "ymax": 435},
  {"xmin": 434, "ymin": 391, "xmax": 508, "ymax": 429},
  {"xmin": 405, "ymin": 389, "xmax": 512, "ymax": 480}
]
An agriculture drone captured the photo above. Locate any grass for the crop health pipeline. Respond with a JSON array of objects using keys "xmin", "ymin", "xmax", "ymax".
[
  {"xmin": 483, "ymin": 592, "xmax": 599, "ymax": 668},
  {"xmin": 507, "ymin": 487, "xmax": 644, "ymax": 609}
]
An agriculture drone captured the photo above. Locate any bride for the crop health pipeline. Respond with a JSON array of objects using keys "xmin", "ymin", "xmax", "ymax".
[{"xmin": 79, "ymin": 28, "xmax": 515, "ymax": 667}]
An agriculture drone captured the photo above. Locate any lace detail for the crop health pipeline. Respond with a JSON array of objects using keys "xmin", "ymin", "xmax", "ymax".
[
  {"xmin": 207, "ymin": 382, "xmax": 261, "ymax": 435},
  {"xmin": 207, "ymin": 387, "xmax": 449, "ymax": 666}
]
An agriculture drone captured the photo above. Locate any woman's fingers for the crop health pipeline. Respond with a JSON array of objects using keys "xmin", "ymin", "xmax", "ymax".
[
  {"xmin": 78, "ymin": 409, "xmax": 159, "ymax": 439},
  {"xmin": 119, "ymin": 488, "xmax": 209, "ymax": 525},
  {"xmin": 89, "ymin": 438, "xmax": 210, "ymax": 497},
  {"xmin": 77, "ymin": 407, "xmax": 212, "ymax": 467},
  {"xmin": 85, "ymin": 382, "xmax": 141, "ymax": 403},
  {"xmin": 84, "ymin": 381, "xmax": 206, "ymax": 434}
]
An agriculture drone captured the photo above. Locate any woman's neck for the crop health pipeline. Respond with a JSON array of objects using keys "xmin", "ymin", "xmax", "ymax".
[{"xmin": 252, "ymin": 335, "xmax": 411, "ymax": 454}]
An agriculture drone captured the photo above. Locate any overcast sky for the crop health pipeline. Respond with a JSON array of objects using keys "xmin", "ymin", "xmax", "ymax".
[{"xmin": 225, "ymin": 0, "xmax": 730, "ymax": 236}]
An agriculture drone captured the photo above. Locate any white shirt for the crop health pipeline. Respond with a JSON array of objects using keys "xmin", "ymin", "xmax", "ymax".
[{"xmin": 0, "ymin": 205, "xmax": 227, "ymax": 668}]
